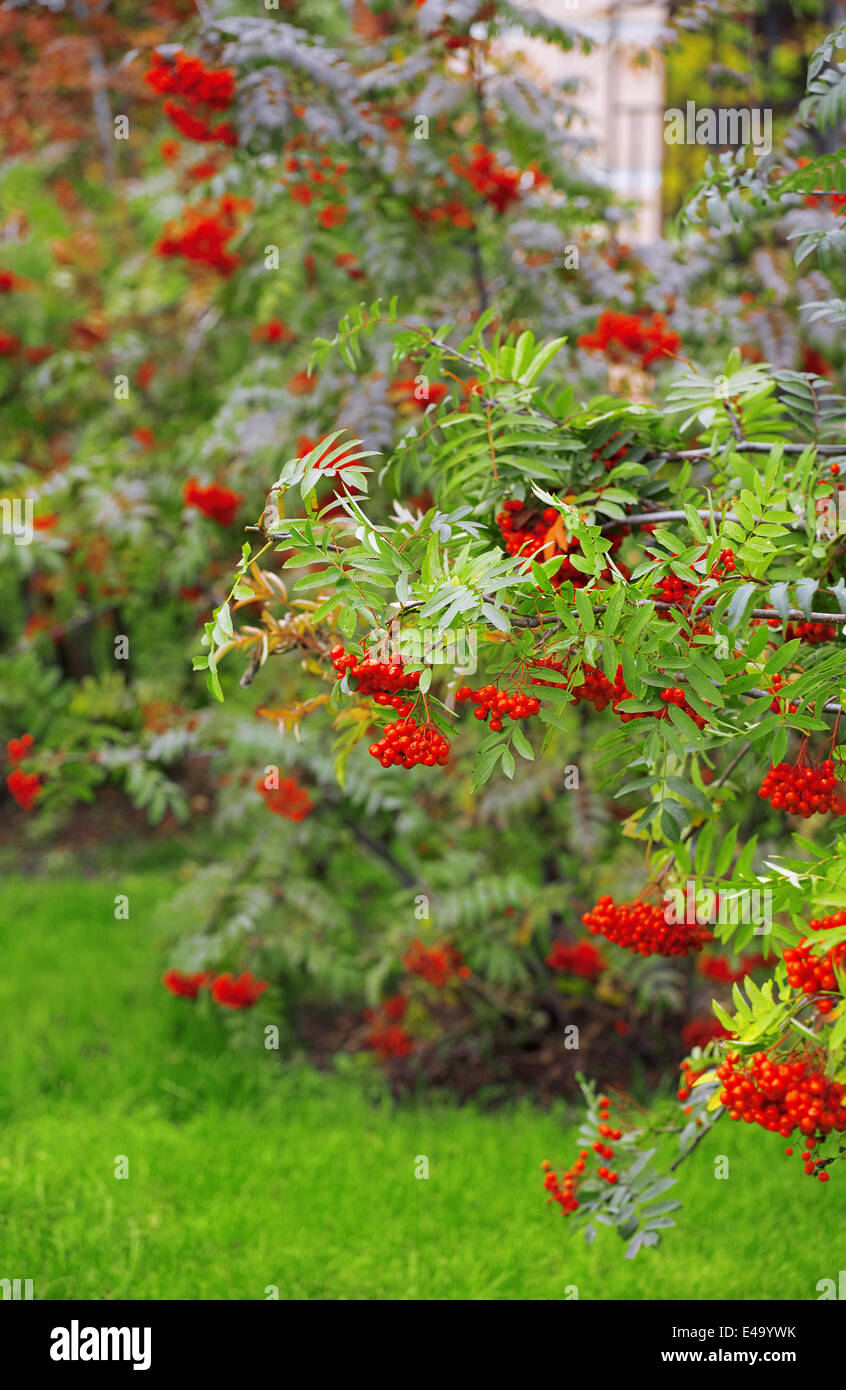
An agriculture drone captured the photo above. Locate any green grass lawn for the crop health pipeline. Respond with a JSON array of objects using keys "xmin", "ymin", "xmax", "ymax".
[{"xmin": 0, "ymin": 874, "xmax": 842, "ymax": 1300}]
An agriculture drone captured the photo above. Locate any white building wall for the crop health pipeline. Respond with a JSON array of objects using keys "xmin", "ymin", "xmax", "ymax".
[{"xmin": 519, "ymin": 0, "xmax": 668, "ymax": 242}]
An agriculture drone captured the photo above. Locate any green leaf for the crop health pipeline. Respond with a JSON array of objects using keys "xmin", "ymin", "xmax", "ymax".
[
  {"xmin": 574, "ymin": 588, "xmax": 595, "ymax": 634},
  {"xmin": 511, "ymin": 724, "xmax": 535, "ymax": 761}
]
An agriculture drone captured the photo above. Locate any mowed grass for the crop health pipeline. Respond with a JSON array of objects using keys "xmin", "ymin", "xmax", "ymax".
[{"xmin": 0, "ymin": 875, "xmax": 842, "ymax": 1300}]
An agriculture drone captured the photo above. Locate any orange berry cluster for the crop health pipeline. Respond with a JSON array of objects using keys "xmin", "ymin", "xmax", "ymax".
[
  {"xmin": 583, "ymin": 895, "xmax": 713, "ymax": 957},
  {"xmin": 541, "ymin": 1095, "xmax": 621, "ymax": 1214},
  {"xmin": 330, "ymin": 644, "xmax": 419, "ymax": 709},
  {"xmin": 783, "ymin": 911, "xmax": 846, "ymax": 1015},
  {"xmin": 577, "ymin": 309, "xmax": 680, "ymax": 370},
  {"xmin": 449, "ymin": 143, "xmax": 548, "ymax": 214},
  {"xmin": 402, "ymin": 938, "xmax": 470, "ymax": 987},
  {"xmin": 758, "ymin": 759, "xmax": 839, "ymax": 817},
  {"xmin": 717, "ymin": 1049, "xmax": 846, "ymax": 1178},
  {"xmin": 255, "ymin": 775, "xmax": 313, "ymax": 822},
  {"xmin": 368, "ymin": 717, "xmax": 450, "ymax": 769},
  {"xmin": 455, "ymin": 683, "xmax": 540, "ymax": 732}
]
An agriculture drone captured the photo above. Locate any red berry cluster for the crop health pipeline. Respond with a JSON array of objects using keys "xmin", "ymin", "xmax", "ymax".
[
  {"xmin": 654, "ymin": 548, "xmax": 735, "ymax": 619},
  {"xmin": 156, "ymin": 195, "xmax": 252, "ymax": 277},
  {"xmin": 330, "ymin": 644, "xmax": 419, "ymax": 711},
  {"xmin": 449, "ymin": 143, "xmax": 548, "ymax": 213},
  {"xmin": 411, "ymin": 198, "xmax": 475, "ymax": 230},
  {"xmin": 783, "ymin": 911, "xmax": 846, "ymax": 1015},
  {"xmin": 699, "ymin": 953, "xmax": 767, "ymax": 984},
  {"xmin": 163, "ymin": 969, "xmax": 267, "ymax": 1008},
  {"xmin": 144, "ymin": 51, "xmax": 235, "ymax": 109},
  {"xmin": 717, "ymin": 1048, "xmax": 846, "ymax": 1177},
  {"xmin": 541, "ymin": 1095, "xmax": 621, "ymax": 1214},
  {"xmin": 576, "ymin": 666, "xmax": 618, "ymax": 711},
  {"xmin": 183, "ymin": 477, "xmax": 244, "ymax": 527},
  {"xmin": 654, "ymin": 571, "xmax": 699, "ymax": 610},
  {"xmin": 681, "ymin": 1017, "xmax": 733, "ymax": 1050},
  {"xmin": 363, "ymin": 1016, "xmax": 414, "ymax": 1059},
  {"xmin": 786, "ymin": 620, "xmax": 837, "ymax": 644},
  {"xmin": 496, "ymin": 500, "xmax": 558, "ymax": 556},
  {"xmin": 545, "ymin": 939, "xmax": 607, "ymax": 981},
  {"xmin": 658, "ymin": 685, "xmax": 708, "ymax": 730},
  {"xmin": 282, "ymin": 150, "xmax": 350, "ymax": 231},
  {"xmin": 5, "ymin": 771, "xmax": 41, "ymax": 811},
  {"xmin": 531, "ymin": 658, "xmax": 617, "ymax": 711},
  {"xmin": 494, "ymin": 500, "xmax": 622, "ymax": 589},
  {"xmin": 768, "ymin": 673, "xmax": 799, "ymax": 715},
  {"xmin": 577, "ymin": 309, "xmax": 681, "ymax": 370},
  {"xmin": 388, "ymin": 377, "xmax": 449, "ymax": 412},
  {"xmin": 715, "ymin": 547, "xmax": 736, "ymax": 574},
  {"xmin": 455, "ymin": 683, "xmax": 540, "ymax": 732},
  {"xmin": 252, "ymin": 318, "xmax": 296, "ymax": 345},
  {"xmin": 611, "ymin": 667, "xmax": 707, "ymax": 731},
  {"xmin": 211, "ymin": 971, "xmax": 268, "ymax": 1009},
  {"xmin": 255, "ymin": 775, "xmax": 314, "ymax": 822},
  {"xmin": 368, "ymin": 717, "xmax": 450, "ymax": 769},
  {"xmin": 758, "ymin": 759, "xmax": 839, "ymax": 817},
  {"xmin": 402, "ymin": 938, "xmax": 469, "ymax": 987},
  {"xmin": 5, "ymin": 733, "xmax": 41, "ymax": 811},
  {"xmin": 162, "ymin": 969, "xmax": 213, "ymax": 999},
  {"xmin": 362, "ymin": 992, "xmax": 414, "ymax": 1058},
  {"xmin": 6, "ymin": 733, "xmax": 34, "ymax": 763},
  {"xmin": 583, "ymin": 895, "xmax": 713, "ymax": 958},
  {"xmin": 144, "ymin": 51, "xmax": 237, "ymax": 146}
]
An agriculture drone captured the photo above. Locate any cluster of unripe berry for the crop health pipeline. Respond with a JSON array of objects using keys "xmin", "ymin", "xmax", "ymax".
[
  {"xmin": 541, "ymin": 1095, "xmax": 621, "ymax": 1215},
  {"xmin": 368, "ymin": 717, "xmax": 450, "ymax": 769},
  {"xmin": 783, "ymin": 910, "xmax": 846, "ymax": 1015},
  {"xmin": 455, "ymin": 683, "xmax": 540, "ymax": 731},
  {"xmin": 583, "ymin": 894, "xmax": 713, "ymax": 957},
  {"xmin": 716, "ymin": 1048, "xmax": 846, "ymax": 1178},
  {"xmin": 758, "ymin": 758, "xmax": 839, "ymax": 817}
]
